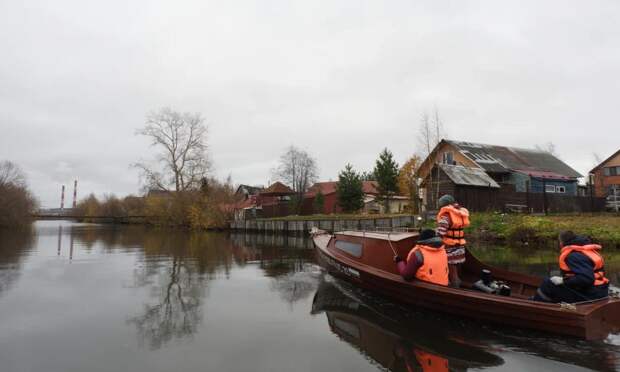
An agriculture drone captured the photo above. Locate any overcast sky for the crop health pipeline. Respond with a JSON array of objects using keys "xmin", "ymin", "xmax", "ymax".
[{"xmin": 1, "ymin": 1, "xmax": 619, "ymax": 207}]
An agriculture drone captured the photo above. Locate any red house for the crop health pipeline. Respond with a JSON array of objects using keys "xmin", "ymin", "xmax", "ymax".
[{"xmin": 303, "ymin": 181, "xmax": 379, "ymax": 214}]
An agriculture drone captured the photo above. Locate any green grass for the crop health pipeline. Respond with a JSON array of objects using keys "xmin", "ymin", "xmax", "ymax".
[{"xmin": 466, "ymin": 213, "xmax": 620, "ymax": 248}]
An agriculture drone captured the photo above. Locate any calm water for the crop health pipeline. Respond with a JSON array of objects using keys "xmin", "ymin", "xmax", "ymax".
[{"xmin": 1, "ymin": 221, "xmax": 619, "ymax": 372}]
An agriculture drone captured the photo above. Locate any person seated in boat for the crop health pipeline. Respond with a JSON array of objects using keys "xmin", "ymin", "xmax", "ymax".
[
  {"xmin": 393, "ymin": 229, "xmax": 449, "ymax": 286},
  {"xmin": 533, "ymin": 231, "xmax": 610, "ymax": 303},
  {"xmin": 436, "ymin": 194, "xmax": 470, "ymax": 288}
]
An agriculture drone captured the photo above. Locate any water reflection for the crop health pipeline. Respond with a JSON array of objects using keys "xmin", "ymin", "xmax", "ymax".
[
  {"xmin": 312, "ymin": 274, "xmax": 620, "ymax": 371},
  {"xmin": 0, "ymin": 226, "xmax": 35, "ymax": 297},
  {"xmin": 312, "ymin": 276, "xmax": 504, "ymax": 371},
  {"xmin": 69, "ymin": 228, "xmax": 318, "ymax": 350},
  {"xmin": 229, "ymin": 232, "xmax": 319, "ymax": 306},
  {"xmin": 1, "ymin": 223, "xmax": 618, "ymax": 371}
]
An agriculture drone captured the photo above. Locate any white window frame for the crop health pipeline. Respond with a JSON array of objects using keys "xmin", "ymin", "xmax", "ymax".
[
  {"xmin": 556, "ymin": 185, "xmax": 566, "ymax": 193},
  {"xmin": 545, "ymin": 184, "xmax": 556, "ymax": 193},
  {"xmin": 442, "ymin": 152, "xmax": 454, "ymax": 165}
]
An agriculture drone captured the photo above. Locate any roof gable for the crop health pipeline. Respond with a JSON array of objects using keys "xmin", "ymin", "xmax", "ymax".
[
  {"xmin": 446, "ymin": 140, "xmax": 582, "ymax": 178},
  {"xmin": 590, "ymin": 148, "xmax": 620, "ymax": 173},
  {"xmin": 260, "ymin": 181, "xmax": 294, "ymax": 195}
]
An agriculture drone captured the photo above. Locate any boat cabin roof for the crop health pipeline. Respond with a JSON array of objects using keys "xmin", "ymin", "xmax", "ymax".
[{"xmin": 335, "ymin": 231, "xmax": 419, "ymax": 242}]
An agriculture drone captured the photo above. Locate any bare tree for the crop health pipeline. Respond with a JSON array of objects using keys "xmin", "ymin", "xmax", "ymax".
[
  {"xmin": 535, "ymin": 142, "xmax": 559, "ymax": 158},
  {"xmin": 0, "ymin": 160, "xmax": 26, "ymax": 188},
  {"xmin": 0, "ymin": 161, "xmax": 37, "ymax": 226},
  {"xmin": 593, "ymin": 152, "xmax": 603, "ymax": 165},
  {"xmin": 416, "ymin": 108, "xmax": 446, "ymax": 209},
  {"xmin": 135, "ymin": 108, "xmax": 210, "ymax": 192},
  {"xmin": 273, "ymin": 146, "xmax": 318, "ymax": 211}
]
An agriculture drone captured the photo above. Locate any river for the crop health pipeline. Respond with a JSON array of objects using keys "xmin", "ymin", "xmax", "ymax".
[{"xmin": 0, "ymin": 221, "xmax": 619, "ymax": 372}]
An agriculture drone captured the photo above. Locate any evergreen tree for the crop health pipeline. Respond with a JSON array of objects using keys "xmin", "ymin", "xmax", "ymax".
[
  {"xmin": 313, "ymin": 190, "xmax": 325, "ymax": 214},
  {"xmin": 360, "ymin": 171, "xmax": 376, "ymax": 181},
  {"xmin": 373, "ymin": 148, "xmax": 399, "ymax": 213},
  {"xmin": 336, "ymin": 164, "xmax": 364, "ymax": 213}
]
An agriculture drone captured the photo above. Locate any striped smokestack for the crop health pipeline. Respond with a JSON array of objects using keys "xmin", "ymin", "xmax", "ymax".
[
  {"xmin": 72, "ymin": 180, "xmax": 77, "ymax": 208},
  {"xmin": 61, "ymin": 185, "xmax": 65, "ymax": 210}
]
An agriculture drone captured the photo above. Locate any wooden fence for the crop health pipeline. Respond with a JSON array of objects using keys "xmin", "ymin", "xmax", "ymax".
[
  {"xmin": 230, "ymin": 215, "xmax": 419, "ymax": 234},
  {"xmin": 452, "ymin": 186, "xmax": 606, "ymax": 213}
]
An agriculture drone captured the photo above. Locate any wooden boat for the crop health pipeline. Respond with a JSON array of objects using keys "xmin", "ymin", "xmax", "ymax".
[{"xmin": 312, "ymin": 229, "xmax": 620, "ymax": 340}]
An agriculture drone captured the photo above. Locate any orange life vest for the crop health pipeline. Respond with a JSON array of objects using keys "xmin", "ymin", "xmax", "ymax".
[
  {"xmin": 437, "ymin": 205, "xmax": 470, "ymax": 246},
  {"xmin": 558, "ymin": 244, "xmax": 609, "ymax": 286},
  {"xmin": 407, "ymin": 244, "xmax": 449, "ymax": 286},
  {"xmin": 413, "ymin": 350, "xmax": 449, "ymax": 372}
]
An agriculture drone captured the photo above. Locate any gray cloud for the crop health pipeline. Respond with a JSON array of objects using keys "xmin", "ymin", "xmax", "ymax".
[{"xmin": 1, "ymin": 0, "xmax": 618, "ymax": 207}]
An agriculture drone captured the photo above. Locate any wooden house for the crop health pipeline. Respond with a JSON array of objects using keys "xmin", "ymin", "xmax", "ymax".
[{"xmin": 418, "ymin": 140, "xmax": 583, "ymax": 211}]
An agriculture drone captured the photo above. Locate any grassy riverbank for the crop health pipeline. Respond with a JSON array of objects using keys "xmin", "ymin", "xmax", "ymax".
[{"xmin": 465, "ymin": 213, "xmax": 620, "ymax": 248}]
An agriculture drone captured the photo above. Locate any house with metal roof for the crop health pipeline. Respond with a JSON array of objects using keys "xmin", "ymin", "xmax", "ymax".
[{"xmin": 418, "ymin": 139, "xmax": 583, "ymax": 210}]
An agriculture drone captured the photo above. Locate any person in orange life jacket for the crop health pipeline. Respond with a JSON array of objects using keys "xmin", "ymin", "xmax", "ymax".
[
  {"xmin": 533, "ymin": 230, "xmax": 610, "ymax": 303},
  {"xmin": 393, "ymin": 229, "xmax": 449, "ymax": 286},
  {"xmin": 435, "ymin": 194, "xmax": 470, "ymax": 288}
]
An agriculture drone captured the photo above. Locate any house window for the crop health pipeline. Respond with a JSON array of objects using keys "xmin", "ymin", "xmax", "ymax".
[
  {"xmin": 556, "ymin": 185, "xmax": 566, "ymax": 193},
  {"xmin": 335, "ymin": 240, "xmax": 363, "ymax": 258},
  {"xmin": 442, "ymin": 152, "xmax": 454, "ymax": 165},
  {"xmin": 604, "ymin": 168, "xmax": 611, "ymax": 176},
  {"xmin": 606, "ymin": 167, "xmax": 618, "ymax": 176},
  {"xmin": 545, "ymin": 184, "xmax": 556, "ymax": 193}
]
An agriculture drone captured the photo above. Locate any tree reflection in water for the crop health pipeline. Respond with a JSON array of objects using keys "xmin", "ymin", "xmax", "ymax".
[
  {"xmin": 229, "ymin": 232, "xmax": 319, "ymax": 307},
  {"xmin": 0, "ymin": 226, "xmax": 35, "ymax": 297},
  {"xmin": 125, "ymin": 231, "xmax": 237, "ymax": 349}
]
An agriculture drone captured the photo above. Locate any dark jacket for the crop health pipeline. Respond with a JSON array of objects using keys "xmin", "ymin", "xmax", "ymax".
[{"xmin": 561, "ymin": 235, "xmax": 609, "ymax": 298}]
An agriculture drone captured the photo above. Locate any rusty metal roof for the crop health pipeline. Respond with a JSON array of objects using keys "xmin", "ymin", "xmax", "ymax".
[
  {"xmin": 446, "ymin": 140, "xmax": 582, "ymax": 178},
  {"xmin": 440, "ymin": 164, "xmax": 500, "ymax": 188},
  {"xmin": 260, "ymin": 181, "xmax": 295, "ymax": 196}
]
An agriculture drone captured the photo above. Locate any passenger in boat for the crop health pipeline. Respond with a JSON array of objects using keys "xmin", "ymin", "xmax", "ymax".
[
  {"xmin": 436, "ymin": 194, "xmax": 470, "ymax": 288},
  {"xmin": 393, "ymin": 229, "xmax": 449, "ymax": 286},
  {"xmin": 533, "ymin": 231, "xmax": 610, "ymax": 303}
]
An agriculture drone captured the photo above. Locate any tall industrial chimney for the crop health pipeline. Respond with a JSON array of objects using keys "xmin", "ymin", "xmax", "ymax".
[
  {"xmin": 61, "ymin": 185, "xmax": 65, "ymax": 210},
  {"xmin": 72, "ymin": 180, "xmax": 77, "ymax": 208}
]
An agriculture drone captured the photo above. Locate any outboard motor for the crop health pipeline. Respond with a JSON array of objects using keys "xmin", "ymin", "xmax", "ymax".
[{"xmin": 473, "ymin": 269, "xmax": 511, "ymax": 296}]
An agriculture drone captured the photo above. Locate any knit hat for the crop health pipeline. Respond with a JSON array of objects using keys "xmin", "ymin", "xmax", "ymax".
[
  {"xmin": 438, "ymin": 194, "xmax": 455, "ymax": 208},
  {"xmin": 419, "ymin": 229, "xmax": 436, "ymax": 241}
]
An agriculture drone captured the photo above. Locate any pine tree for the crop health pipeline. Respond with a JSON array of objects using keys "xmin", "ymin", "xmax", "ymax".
[
  {"xmin": 373, "ymin": 148, "xmax": 399, "ymax": 213},
  {"xmin": 336, "ymin": 164, "xmax": 364, "ymax": 213},
  {"xmin": 360, "ymin": 171, "xmax": 376, "ymax": 181}
]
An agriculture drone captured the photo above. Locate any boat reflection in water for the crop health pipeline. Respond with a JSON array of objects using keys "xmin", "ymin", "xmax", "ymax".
[{"xmin": 311, "ymin": 275, "xmax": 504, "ymax": 371}]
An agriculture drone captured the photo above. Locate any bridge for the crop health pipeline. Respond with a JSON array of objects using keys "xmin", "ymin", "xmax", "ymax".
[{"xmin": 34, "ymin": 209, "xmax": 147, "ymax": 223}]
